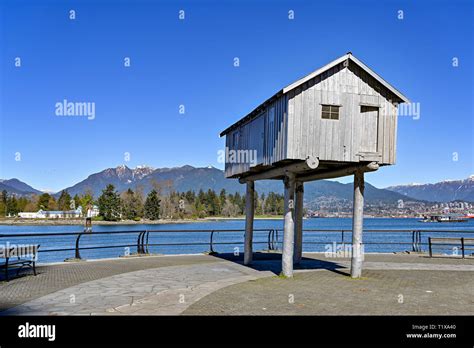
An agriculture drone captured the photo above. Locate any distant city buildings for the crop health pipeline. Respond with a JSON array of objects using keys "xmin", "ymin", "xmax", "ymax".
[{"xmin": 305, "ymin": 200, "xmax": 473, "ymax": 218}]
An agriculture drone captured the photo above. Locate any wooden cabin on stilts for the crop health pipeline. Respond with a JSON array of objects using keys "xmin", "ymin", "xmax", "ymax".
[{"xmin": 220, "ymin": 52, "xmax": 409, "ymax": 278}]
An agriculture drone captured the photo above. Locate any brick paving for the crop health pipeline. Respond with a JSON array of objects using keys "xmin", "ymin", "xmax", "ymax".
[
  {"xmin": 0, "ymin": 254, "xmax": 220, "ymax": 311},
  {"xmin": 1, "ymin": 261, "xmax": 271, "ymax": 315},
  {"xmin": 1, "ymin": 252, "xmax": 473, "ymax": 315},
  {"xmin": 184, "ymin": 253, "xmax": 474, "ymax": 315}
]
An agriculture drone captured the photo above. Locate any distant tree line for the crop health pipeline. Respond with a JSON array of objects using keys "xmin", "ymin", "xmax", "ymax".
[
  {"xmin": 0, "ymin": 189, "xmax": 93, "ymax": 216},
  {"xmin": 0, "ymin": 185, "xmax": 285, "ymax": 221}
]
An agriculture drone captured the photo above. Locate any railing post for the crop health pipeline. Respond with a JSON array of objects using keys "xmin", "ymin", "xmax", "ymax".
[
  {"xmin": 273, "ymin": 229, "xmax": 279, "ymax": 250},
  {"xmin": 461, "ymin": 237, "xmax": 465, "ymax": 259},
  {"xmin": 145, "ymin": 230, "xmax": 149, "ymax": 254},
  {"xmin": 141, "ymin": 231, "xmax": 146, "ymax": 253},
  {"xmin": 75, "ymin": 233, "xmax": 83, "ymax": 259},
  {"xmin": 428, "ymin": 237, "xmax": 432, "ymax": 257},
  {"xmin": 137, "ymin": 231, "xmax": 143, "ymax": 255},
  {"xmin": 268, "ymin": 229, "xmax": 272, "ymax": 251},
  {"xmin": 418, "ymin": 231, "xmax": 422, "ymax": 252},
  {"xmin": 209, "ymin": 230, "xmax": 215, "ymax": 254}
]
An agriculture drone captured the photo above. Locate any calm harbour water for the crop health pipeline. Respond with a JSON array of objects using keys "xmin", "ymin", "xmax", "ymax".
[{"xmin": 0, "ymin": 218, "xmax": 473, "ymax": 263}]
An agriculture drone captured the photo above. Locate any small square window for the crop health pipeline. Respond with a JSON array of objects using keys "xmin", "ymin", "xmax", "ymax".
[{"xmin": 321, "ymin": 105, "xmax": 339, "ymax": 120}]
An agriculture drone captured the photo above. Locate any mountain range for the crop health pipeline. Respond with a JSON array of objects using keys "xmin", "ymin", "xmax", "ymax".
[
  {"xmin": 386, "ymin": 176, "xmax": 474, "ymax": 202},
  {"xmin": 1, "ymin": 165, "xmax": 473, "ymax": 207},
  {"xmin": 0, "ymin": 179, "xmax": 42, "ymax": 196}
]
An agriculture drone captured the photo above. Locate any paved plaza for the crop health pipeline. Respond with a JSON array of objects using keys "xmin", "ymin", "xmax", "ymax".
[{"xmin": 1, "ymin": 252, "xmax": 473, "ymax": 315}]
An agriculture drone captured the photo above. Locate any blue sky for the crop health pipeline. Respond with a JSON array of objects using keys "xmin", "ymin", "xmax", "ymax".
[{"xmin": 0, "ymin": 0, "xmax": 473, "ymax": 192}]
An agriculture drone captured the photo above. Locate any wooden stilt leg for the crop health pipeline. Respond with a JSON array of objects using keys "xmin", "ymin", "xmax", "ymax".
[
  {"xmin": 282, "ymin": 173, "xmax": 296, "ymax": 277},
  {"xmin": 244, "ymin": 181, "xmax": 255, "ymax": 265},
  {"xmin": 351, "ymin": 169, "xmax": 365, "ymax": 278},
  {"xmin": 294, "ymin": 181, "xmax": 304, "ymax": 264}
]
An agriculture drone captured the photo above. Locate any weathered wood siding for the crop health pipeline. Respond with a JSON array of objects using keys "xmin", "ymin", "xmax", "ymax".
[
  {"xmin": 224, "ymin": 95, "xmax": 288, "ymax": 177},
  {"xmin": 286, "ymin": 61, "xmax": 399, "ymax": 164},
  {"xmin": 224, "ymin": 60, "xmax": 400, "ymax": 177}
]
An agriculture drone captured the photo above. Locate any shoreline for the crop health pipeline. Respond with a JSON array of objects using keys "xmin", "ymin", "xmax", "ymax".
[
  {"xmin": 0, "ymin": 216, "xmax": 283, "ymax": 226},
  {"xmin": 0, "ymin": 216, "xmax": 417, "ymax": 226}
]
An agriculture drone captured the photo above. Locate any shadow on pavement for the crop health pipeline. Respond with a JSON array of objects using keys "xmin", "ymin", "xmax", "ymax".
[{"xmin": 209, "ymin": 252, "xmax": 349, "ymax": 276}]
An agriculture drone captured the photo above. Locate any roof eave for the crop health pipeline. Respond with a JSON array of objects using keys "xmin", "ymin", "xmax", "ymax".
[
  {"xmin": 220, "ymin": 53, "xmax": 410, "ymax": 137},
  {"xmin": 349, "ymin": 55, "xmax": 410, "ymax": 104},
  {"xmin": 283, "ymin": 53, "xmax": 410, "ymax": 103},
  {"xmin": 219, "ymin": 89, "xmax": 284, "ymax": 137}
]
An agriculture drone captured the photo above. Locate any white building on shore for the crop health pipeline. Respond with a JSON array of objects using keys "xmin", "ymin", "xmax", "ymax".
[{"xmin": 18, "ymin": 206, "xmax": 99, "ymax": 219}]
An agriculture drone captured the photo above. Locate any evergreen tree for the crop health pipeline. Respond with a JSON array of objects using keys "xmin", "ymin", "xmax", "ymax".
[
  {"xmin": 37, "ymin": 193, "xmax": 52, "ymax": 210},
  {"xmin": 233, "ymin": 192, "xmax": 244, "ymax": 214},
  {"xmin": 185, "ymin": 190, "xmax": 195, "ymax": 203},
  {"xmin": 79, "ymin": 192, "xmax": 94, "ymax": 212},
  {"xmin": 219, "ymin": 189, "xmax": 226, "ymax": 209},
  {"xmin": 57, "ymin": 190, "xmax": 72, "ymax": 211},
  {"xmin": 144, "ymin": 189, "xmax": 161, "ymax": 220},
  {"xmin": 121, "ymin": 188, "xmax": 143, "ymax": 220},
  {"xmin": 97, "ymin": 184, "xmax": 121, "ymax": 221},
  {"xmin": 73, "ymin": 194, "xmax": 81, "ymax": 210},
  {"xmin": 6, "ymin": 195, "xmax": 19, "ymax": 216},
  {"xmin": 17, "ymin": 197, "xmax": 29, "ymax": 212},
  {"xmin": 193, "ymin": 200, "xmax": 206, "ymax": 218},
  {"xmin": 0, "ymin": 190, "xmax": 7, "ymax": 217},
  {"xmin": 205, "ymin": 189, "xmax": 220, "ymax": 216},
  {"xmin": 1, "ymin": 190, "xmax": 7, "ymax": 206},
  {"xmin": 197, "ymin": 189, "xmax": 205, "ymax": 204}
]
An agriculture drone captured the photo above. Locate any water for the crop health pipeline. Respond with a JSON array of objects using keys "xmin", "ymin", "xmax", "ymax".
[{"xmin": 0, "ymin": 218, "xmax": 472, "ymax": 263}]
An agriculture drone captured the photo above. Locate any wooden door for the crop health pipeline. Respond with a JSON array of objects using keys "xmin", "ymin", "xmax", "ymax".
[{"xmin": 359, "ymin": 105, "xmax": 379, "ymax": 153}]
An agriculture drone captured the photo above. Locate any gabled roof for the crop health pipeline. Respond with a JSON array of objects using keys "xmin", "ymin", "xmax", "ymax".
[{"xmin": 220, "ymin": 52, "xmax": 410, "ymax": 137}]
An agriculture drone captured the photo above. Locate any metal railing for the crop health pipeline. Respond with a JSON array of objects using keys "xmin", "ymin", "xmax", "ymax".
[
  {"xmin": 0, "ymin": 228, "xmax": 473, "ymax": 262},
  {"xmin": 428, "ymin": 236, "xmax": 474, "ymax": 258},
  {"xmin": 0, "ymin": 229, "xmax": 273, "ymax": 261}
]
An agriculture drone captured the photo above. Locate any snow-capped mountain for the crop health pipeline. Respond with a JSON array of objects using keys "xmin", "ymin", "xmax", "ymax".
[
  {"xmin": 56, "ymin": 165, "xmax": 157, "ymax": 197},
  {"xmin": 386, "ymin": 175, "xmax": 474, "ymax": 202}
]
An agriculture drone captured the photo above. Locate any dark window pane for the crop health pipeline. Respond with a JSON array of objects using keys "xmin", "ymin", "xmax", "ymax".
[
  {"xmin": 322, "ymin": 105, "xmax": 340, "ymax": 120},
  {"xmin": 361, "ymin": 105, "xmax": 378, "ymax": 113}
]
